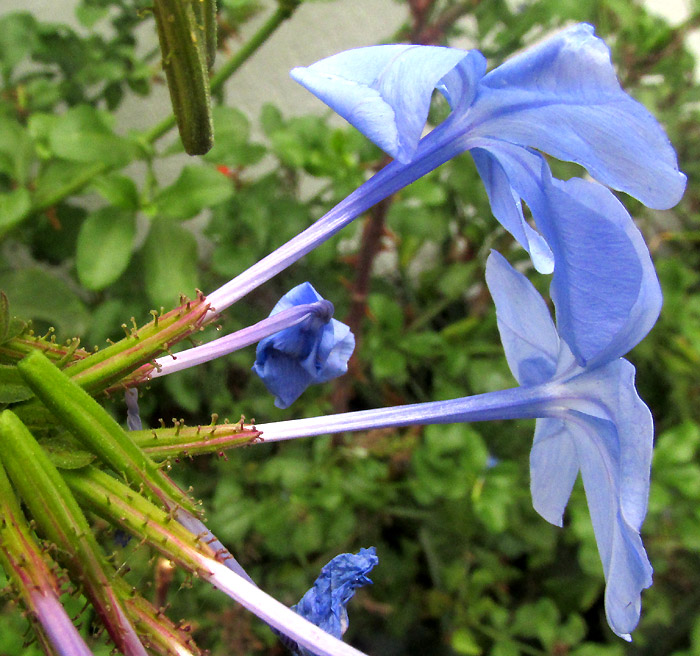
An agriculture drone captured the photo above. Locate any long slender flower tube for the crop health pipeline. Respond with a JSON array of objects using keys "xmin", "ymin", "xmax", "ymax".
[
  {"xmin": 255, "ymin": 250, "xmax": 658, "ymax": 639},
  {"xmin": 64, "ymin": 466, "xmax": 372, "ymax": 656},
  {"xmin": 147, "ymin": 283, "xmax": 354, "ymax": 411},
  {"xmin": 207, "ymin": 23, "xmax": 684, "ymax": 366},
  {"xmin": 0, "ymin": 458, "xmax": 92, "ymax": 656}
]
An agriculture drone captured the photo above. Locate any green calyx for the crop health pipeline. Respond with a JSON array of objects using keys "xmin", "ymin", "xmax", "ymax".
[
  {"xmin": 131, "ymin": 417, "xmax": 261, "ymax": 459},
  {"xmin": 17, "ymin": 351, "xmax": 198, "ymax": 515},
  {"xmin": 0, "ymin": 410, "xmax": 148, "ymax": 656},
  {"xmin": 63, "ymin": 294, "xmax": 211, "ymax": 394}
]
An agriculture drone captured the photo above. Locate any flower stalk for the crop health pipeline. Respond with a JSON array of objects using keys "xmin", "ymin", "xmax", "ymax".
[
  {"xmin": 18, "ymin": 350, "xmax": 198, "ymax": 516},
  {"xmin": 0, "ymin": 410, "xmax": 149, "ymax": 656},
  {"xmin": 63, "ymin": 466, "xmax": 370, "ymax": 656},
  {"xmin": 0, "ymin": 458, "xmax": 92, "ymax": 656}
]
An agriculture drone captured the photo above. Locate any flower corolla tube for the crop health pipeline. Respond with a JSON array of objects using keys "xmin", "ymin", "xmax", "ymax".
[
  {"xmin": 257, "ymin": 250, "xmax": 659, "ymax": 640},
  {"xmin": 208, "ymin": 23, "xmax": 684, "ymax": 369}
]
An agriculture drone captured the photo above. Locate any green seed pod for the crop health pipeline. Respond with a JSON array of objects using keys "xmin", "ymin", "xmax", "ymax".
[
  {"xmin": 153, "ymin": 0, "xmax": 214, "ymax": 155},
  {"xmin": 192, "ymin": 0, "xmax": 217, "ymax": 70}
]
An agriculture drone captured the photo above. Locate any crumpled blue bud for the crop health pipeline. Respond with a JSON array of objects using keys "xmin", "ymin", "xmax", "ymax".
[
  {"xmin": 288, "ymin": 547, "xmax": 378, "ymax": 656},
  {"xmin": 252, "ymin": 282, "xmax": 355, "ymax": 409}
]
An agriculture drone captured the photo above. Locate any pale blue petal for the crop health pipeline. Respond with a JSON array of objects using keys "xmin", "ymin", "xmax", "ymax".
[
  {"xmin": 290, "ymin": 548, "xmax": 378, "ymax": 656},
  {"xmin": 485, "ymin": 251, "xmax": 559, "ymax": 386},
  {"xmin": 313, "ymin": 319, "xmax": 356, "ymax": 383},
  {"xmin": 478, "ymin": 141, "xmax": 660, "ymax": 365},
  {"xmin": 253, "ymin": 349, "xmax": 313, "ymax": 409},
  {"xmin": 435, "ymin": 50, "xmax": 487, "ymax": 112},
  {"xmin": 472, "ymin": 147, "xmax": 553, "ymax": 273},
  {"xmin": 530, "ymin": 418, "xmax": 579, "ymax": 526},
  {"xmin": 252, "ymin": 283, "xmax": 355, "ymax": 408},
  {"xmin": 569, "ymin": 411, "xmax": 653, "ymax": 638},
  {"xmin": 562, "ymin": 359, "xmax": 653, "ymax": 532},
  {"xmin": 542, "ymin": 175, "xmax": 661, "ymax": 368},
  {"xmin": 291, "ymin": 45, "xmax": 478, "ymax": 163},
  {"xmin": 470, "ymin": 24, "xmax": 686, "ymax": 209}
]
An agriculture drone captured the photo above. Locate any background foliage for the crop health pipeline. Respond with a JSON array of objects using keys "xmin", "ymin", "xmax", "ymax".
[{"xmin": 0, "ymin": 0, "xmax": 699, "ymax": 654}]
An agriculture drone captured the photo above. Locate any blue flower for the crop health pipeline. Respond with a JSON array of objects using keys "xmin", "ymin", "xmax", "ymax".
[
  {"xmin": 252, "ymin": 283, "xmax": 355, "ymax": 409},
  {"xmin": 208, "ymin": 25, "xmax": 683, "ymax": 367},
  {"xmin": 258, "ymin": 251, "xmax": 657, "ymax": 639},
  {"xmin": 486, "ymin": 250, "xmax": 654, "ymax": 639},
  {"xmin": 289, "ymin": 547, "xmax": 378, "ymax": 656},
  {"xmin": 288, "ymin": 24, "xmax": 683, "ymax": 365}
]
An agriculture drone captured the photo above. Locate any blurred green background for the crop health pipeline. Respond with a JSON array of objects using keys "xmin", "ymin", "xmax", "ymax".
[{"xmin": 0, "ymin": 0, "xmax": 699, "ymax": 654}]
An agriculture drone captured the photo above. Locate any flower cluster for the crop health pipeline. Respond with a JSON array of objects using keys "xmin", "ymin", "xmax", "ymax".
[{"xmin": 0, "ymin": 22, "xmax": 684, "ymax": 656}]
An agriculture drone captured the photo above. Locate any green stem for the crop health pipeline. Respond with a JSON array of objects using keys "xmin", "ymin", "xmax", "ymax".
[{"xmin": 142, "ymin": 0, "xmax": 301, "ymax": 145}]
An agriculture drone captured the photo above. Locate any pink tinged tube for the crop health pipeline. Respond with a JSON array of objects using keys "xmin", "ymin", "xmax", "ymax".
[{"xmin": 31, "ymin": 592, "xmax": 94, "ymax": 656}]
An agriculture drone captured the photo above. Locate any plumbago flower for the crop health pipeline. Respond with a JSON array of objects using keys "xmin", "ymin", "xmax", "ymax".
[
  {"xmin": 149, "ymin": 282, "xmax": 354, "ymax": 408},
  {"xmin": 207, "ymin": 23, "xmax": 684, "ymax": 367},
  {"xmin": 0, "ymin": 24, "xmax": 681, "ymax": 656},
  {"xmin": 252, "ymin": 283, "xmax": 355, "ymax": 408},
  {"xmin": 255, "ymin": 250, "xmax": 659, "ymax": 639}
]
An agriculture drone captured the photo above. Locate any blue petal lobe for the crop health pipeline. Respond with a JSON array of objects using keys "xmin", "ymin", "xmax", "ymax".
[
  {"xmin": 562, "ymin": 359, "xmax": 653, "ymax": 532},
  {"xmin": 569, "ymin": 411, "xmax": 653, "ymax": 638},
  {"xmin": 543, "ymin": 175, "xmax": 661, "ymax": 367},
  {"xmin": 472, "ymin": 148, "xmax": 553, "ymax": 273},
  {"xmin": 485, "ymin": 250, "xmax": 559, "ymax": 386},
  {"xmin": 471, "ymin": 23, "xmax": 686, "ymax": 209},
  {"xmin": 252, "ymin": 283, "xmax": 355, "ymax": 408},
  {"xmin": 291, "ymin": 45, "xmax": 480, "ymax": 163},
  {"xmin": 480, "ymin": 141, "xmax": 660, "ymax": 366},
  {"xmin": 435, "ymin": 49, "xmax": 487, "ymax": 112},
  {"xmin": 290, "ymin": 547, "xmax": 378, "ymax": 656},
  {"xmin": 530, "ymin": 418, "xmax": 579, "ymax": 526}
]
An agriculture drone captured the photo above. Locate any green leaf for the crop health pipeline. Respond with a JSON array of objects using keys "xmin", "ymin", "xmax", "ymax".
[
  {"xmin": 74, "ymin": 3, "xmax": 109, "ymax": 27},
  {"xmin": 0, "ymin": 366, "xmax": 34, "ymax": 404},
  {"xmin": 47, "ymin": 105, "xmax": 137, "ymax": 167},
  {"xmin": 0, "ymin": 119, "xmax": 35, "ymax": 184},
  {"xmin": 76, "ymin": 207, "xmax": 136, "ymax": 290},
  {"xmin": 260, "ymin": 103, "xmax": 284, "ymax": 136},
  {"xmin": 152, "ymin": 165, "xmax": 234, "ymax": 220},
  {"xmin": 204, "ymin": 106, "xmax": 266, "ymax": 167},
  {"xmin": 0, "ymin": 12, "xmax": 37, "ymax": 76},
  {"xmin": 0, "ymin": 188, "xmax": 31, "ymax": 236},
  {"xmin": 0, "ymin": 269, "xmax": 89, "ymax": 336},
  {"xmin": 142, "ymin": 219, "xmax": 199, "ymax": 307},
  {"xmin": 32, "ymin": 160, "xmax": 105, "ymax": 210},
  {"xmin": 90, "ymin": 174, "xmax": 139, "ymax": 210},
  {"xmin": 451, "ymin": 628, "xmax": 482, "ymax": 655}
]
